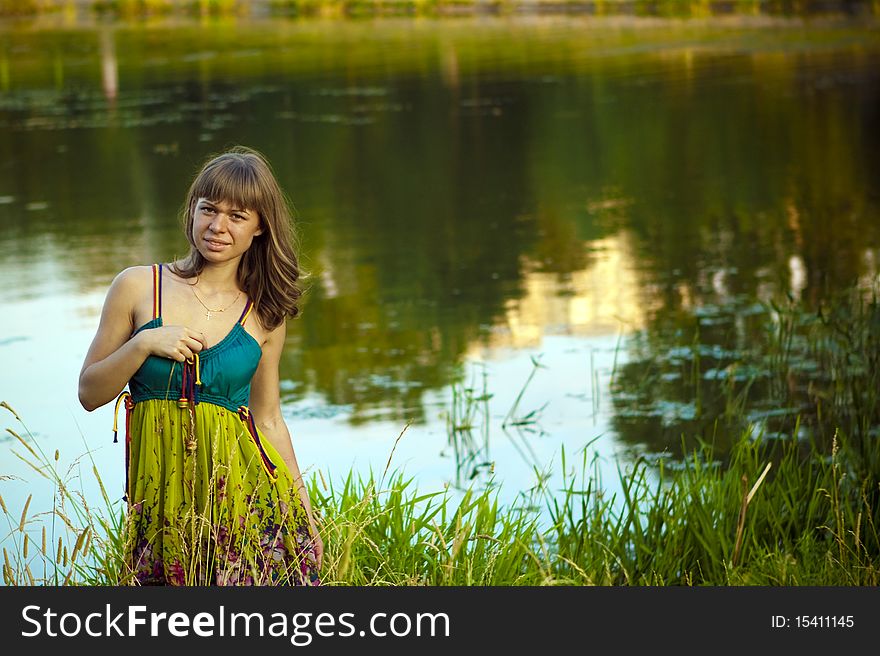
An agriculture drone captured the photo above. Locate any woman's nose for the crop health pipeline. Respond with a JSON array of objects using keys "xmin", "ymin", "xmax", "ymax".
[{"xmin": 209, "ymin": 213, "xmax": 229, "ymax": 231}]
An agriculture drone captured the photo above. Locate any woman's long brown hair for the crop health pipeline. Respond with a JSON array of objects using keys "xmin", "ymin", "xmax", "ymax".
[{"xmin": 170, "ymin": 146, "xmax": 303, "ymax": 331}]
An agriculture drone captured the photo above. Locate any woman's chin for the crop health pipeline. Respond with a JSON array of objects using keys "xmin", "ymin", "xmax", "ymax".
[{"xmin": 198, "ymin": 245, "xmax": 236, "ymax": 261}]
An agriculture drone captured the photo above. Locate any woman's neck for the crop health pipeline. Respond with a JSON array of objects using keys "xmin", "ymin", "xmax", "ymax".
[{"xmin": 182, "ymin": 258, "xmax": 241, "ymax": 292}]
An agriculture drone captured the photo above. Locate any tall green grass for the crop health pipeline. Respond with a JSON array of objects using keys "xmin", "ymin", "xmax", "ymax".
[
  {"xmin": 2, "ymin": 285, "xmax": 878, "ymax": 585},
  {"xmin": 2, "ymin": 408, "xmax": 877, "ymax": 586},
  {"xmin": 1, "ymin": 401, "xmax": 129, "ymax": 586}
]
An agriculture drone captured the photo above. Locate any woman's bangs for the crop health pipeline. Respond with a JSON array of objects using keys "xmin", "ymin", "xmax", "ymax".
[{"xmin": 193, "ymin": 159, "xmax": 263, "ymax": 214}]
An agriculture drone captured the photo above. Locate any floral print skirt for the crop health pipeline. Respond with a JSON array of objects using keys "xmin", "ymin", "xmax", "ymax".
[{"xmin": 124, "ymin": 399, "xmax": 320, "ymax": 586}]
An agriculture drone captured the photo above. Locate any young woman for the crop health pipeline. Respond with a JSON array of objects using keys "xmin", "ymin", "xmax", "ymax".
[{"xmin": 79, "ymin": 146, "xmax": 322, "ymax": 585}]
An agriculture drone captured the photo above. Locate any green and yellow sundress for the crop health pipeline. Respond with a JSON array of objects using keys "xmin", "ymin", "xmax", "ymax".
[{"xmin": 112, "ymin": 263, "xmax": 320, "ymax": 586}]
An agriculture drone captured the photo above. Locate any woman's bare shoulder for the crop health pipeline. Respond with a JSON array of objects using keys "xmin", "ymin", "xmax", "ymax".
[{"xmin": 109, "ymin": 265, "xmax": 155, "ymax": 292}]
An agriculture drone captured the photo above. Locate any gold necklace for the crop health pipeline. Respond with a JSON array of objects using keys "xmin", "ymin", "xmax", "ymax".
[{"xmin": 190, "ymin": 281, "xmax": 242, "ymax": 320}]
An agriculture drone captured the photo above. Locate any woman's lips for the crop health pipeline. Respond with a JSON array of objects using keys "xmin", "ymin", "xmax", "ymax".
[{"xmin": 204, "ymin": 238, "xmax": 230, "ymax": 251}]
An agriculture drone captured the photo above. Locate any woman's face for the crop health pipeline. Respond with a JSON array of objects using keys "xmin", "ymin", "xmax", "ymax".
[{"xmin": 192, "ymin": 197, "xmax": 263, "ymax": 263}]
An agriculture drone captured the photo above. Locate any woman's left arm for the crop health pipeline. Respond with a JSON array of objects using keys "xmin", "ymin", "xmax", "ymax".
[{"xmin": 249, "ymin": 318, "xmax": 323, "ymax": 569}]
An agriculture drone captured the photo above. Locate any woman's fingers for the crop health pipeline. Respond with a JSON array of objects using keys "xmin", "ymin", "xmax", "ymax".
[
  {"xmin": 147, "ymin": 326, "xmax": 208, "ymax": 360},
  {"xmin": 176, "ymin": 345, "xmax": 194, "ymax": 362},
  {"xmin": 310, "ymin": 530, "xmax": 324, "ymax": 570},
  {"xmin": 187, "ymin": 328, "xmax": 209, "ymax": 350},
  {"xmin": 184, "ymin": 335, "xmax": 205, "ymax": 353}
]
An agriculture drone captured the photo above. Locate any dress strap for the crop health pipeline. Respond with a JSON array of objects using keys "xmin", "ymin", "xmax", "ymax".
[
  {"xmin": 152, "ymin": 263, "xmax": 163, "ymax": 320},
  {"xmin": 111, "ymin": 391, "xmax": 134, "ymax": 502},
  {"xmin": 238, "ymin": 406, "xmax": 278, "ymax": 479},
  {"xmin": 237, "ymin": 298, "xmax": 254, "ymax": 326}
]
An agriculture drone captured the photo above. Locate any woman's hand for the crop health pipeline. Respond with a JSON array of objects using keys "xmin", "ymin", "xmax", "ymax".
[
  {"xmin": 310, "ymin": 523, "xmax": 324, "ymax": 571},
  {"xmin": 80, "ymin": 266, "xmax": 210, "ymax": 411},
  {"xmin": 135, "ymin": 325, "xmax": 208, "ymax": 362}
]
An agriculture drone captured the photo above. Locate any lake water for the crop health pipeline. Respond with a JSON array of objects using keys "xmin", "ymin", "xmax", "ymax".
[{"xmin": 1, "ymin": 13, "xmax": 879, "ymax": 548}]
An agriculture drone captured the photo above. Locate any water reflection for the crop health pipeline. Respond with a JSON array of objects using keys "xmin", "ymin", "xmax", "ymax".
[
  {"xmin": 99, "ymin": 27, "xmax": 117, "ymax": 104},
  {"xmin": 0, "ymin": 16, "xmax": 878, "ymax": 518}
]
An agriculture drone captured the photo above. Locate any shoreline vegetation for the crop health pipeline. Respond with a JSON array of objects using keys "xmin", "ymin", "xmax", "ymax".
[
  {"xmin": 1, "ymin": 0, "xmax": 878, "ymax": 20},
  {"xmin": 2, "ymin": 283, "xmax": 878, "ymax": 585}
]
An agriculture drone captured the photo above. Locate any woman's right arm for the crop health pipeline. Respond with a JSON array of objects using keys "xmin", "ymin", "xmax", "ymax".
[
  {"xmin": 78, "ymin": 267, "xmax": 206, "ymax": 411},
  {"xmin": 78, "ymin": 268, "xmax": 151, "ymax": 411}
]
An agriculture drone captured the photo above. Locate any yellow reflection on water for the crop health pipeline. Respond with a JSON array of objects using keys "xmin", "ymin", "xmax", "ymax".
[{"xmin": 469, "ymin": 232, "xmax": 648, "ymax": 356}]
